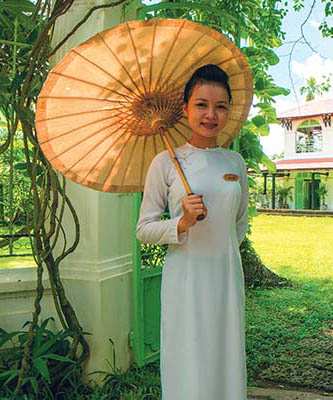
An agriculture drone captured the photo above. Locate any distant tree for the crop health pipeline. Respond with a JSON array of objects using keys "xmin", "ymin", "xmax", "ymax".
[{"xmin": 300, "ymin": 75, "xmax": 331, "ymax": 101}]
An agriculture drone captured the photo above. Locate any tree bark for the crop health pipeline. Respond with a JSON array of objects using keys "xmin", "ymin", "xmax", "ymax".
[
  {"xmin": 0, "ymin": 184, "xmax": 3, "ymax": 223},
  {"xmin": 241, "ymin": 236, "xmax": 291, "ymax": 289}
]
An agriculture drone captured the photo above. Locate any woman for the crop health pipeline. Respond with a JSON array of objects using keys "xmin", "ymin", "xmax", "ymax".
[{"xmin": 136, "ymin": 64, "xmax": 249, "ymax": 400}]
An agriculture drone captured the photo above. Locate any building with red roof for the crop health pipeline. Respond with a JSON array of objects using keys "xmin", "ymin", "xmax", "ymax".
[{"xmin": 266, "ymin": 98, "xmax": 333, "ymax": 210}]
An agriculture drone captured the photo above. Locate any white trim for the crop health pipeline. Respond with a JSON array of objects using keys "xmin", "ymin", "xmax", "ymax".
[
  {"xmin": 282, "ymin": 153, "xmax": 333, "ymax": 160},
  {"xmin": 60, "ymin": 253, "xmax": 133, "ymax": 281},
  {"xmin": 0, "ymin": 253, "xmax": 133, "ymax": 294}
]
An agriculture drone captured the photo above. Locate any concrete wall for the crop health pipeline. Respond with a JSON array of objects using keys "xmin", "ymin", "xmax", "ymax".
[
  {"xmin": 284, "ymin": 128, "xmax": 296, "ymax": 158},
  {"xmin": 323, "ymin": 126, "xmax": 333, "ymax": 153},
  {"xmin": 58, "ymin": 186, "xmax": 135, "ymax": 375},
  {"xmin": 0, "ymin": 268, "xmax": 55, "ymax": 334}
]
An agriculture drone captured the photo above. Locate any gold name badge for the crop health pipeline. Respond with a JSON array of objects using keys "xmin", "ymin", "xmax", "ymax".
[{"xmin": 223, "ymin": 173, "xmax": 239, "ymax": 181}]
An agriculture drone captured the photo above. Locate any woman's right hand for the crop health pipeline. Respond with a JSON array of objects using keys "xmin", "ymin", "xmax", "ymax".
[{"xmin": 178, "ymin": 194, "xmax": 207, "ymax": 234}]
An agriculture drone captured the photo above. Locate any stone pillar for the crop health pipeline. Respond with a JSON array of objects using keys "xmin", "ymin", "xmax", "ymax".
[
  {"xmin": 322, "ymin": 125, "xmax": 333, "ymax": 155},
  {"xmin": 284, "ymin": 127, "xmax": 296, "ymax": 157},
  {"xmin": 50, "ymin": 0, "xmax": 138, "ymax": 377}
]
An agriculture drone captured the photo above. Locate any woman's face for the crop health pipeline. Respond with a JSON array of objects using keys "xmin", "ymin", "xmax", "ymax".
[{"xmin": 183, "ymin": 83, "xmax": 229, "ymax": 142}]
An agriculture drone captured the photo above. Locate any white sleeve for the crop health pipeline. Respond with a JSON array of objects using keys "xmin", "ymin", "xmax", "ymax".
[
  {"xmin": 236, "ymin": 154, "xmax": 249, "ymax": 245},
  {"xmin": 136, "ymin": 154, "xmax": 187, "ymax": 245}
]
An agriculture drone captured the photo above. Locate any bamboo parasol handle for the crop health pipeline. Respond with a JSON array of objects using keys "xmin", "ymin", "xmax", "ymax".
[{"xmin": 158, "ymin": 126, "xmax": 206, "ymax": 221}]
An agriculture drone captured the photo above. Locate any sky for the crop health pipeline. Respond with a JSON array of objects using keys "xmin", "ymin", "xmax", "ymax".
[{"xmin": 262, "ymin": 0, "xmax": 333, "ymax": 156}]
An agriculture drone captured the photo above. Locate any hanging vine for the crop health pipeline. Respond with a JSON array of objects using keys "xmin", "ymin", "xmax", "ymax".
[{"xmin": 0, "ymin": 0, "xmax": 127, "ymax": 395}]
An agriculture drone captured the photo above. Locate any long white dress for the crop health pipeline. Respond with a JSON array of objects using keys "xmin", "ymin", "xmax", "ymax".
[{"xmin": 136, "ymin": 143, "xmax": 249, "ymax": 400}]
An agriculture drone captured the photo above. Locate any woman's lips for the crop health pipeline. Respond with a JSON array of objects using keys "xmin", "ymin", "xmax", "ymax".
[{"xmin": 201, "ymin": 122, "xmax": 218, "ymax": 129}]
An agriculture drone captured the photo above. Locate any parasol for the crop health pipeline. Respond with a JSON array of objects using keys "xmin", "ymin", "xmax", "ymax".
[{"xmin": 36, "ymin": 18, "xmax": 253, "ymax": 193}]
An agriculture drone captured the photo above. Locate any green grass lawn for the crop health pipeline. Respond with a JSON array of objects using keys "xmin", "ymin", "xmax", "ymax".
[
  {"xmin": 250, "ymin": 214, "xmax": 333, "ymax": 281},
  {"xmin": 246, "ymin": 214, "xmax": 333, "ymax": 392},
  {"xmin": 0, "ymin": 256, "xmax": 35, "ymax": 269}
]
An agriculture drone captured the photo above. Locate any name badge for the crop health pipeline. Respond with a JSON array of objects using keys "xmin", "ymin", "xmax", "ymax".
[{"xmin": 223, "ymin": 173, "xmax": 239, "ymax": 181}]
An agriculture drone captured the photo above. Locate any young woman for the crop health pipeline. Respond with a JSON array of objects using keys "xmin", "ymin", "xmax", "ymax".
[{"xmin": 136, "ymin": 64, "xmax": 249, "ymax": 400}]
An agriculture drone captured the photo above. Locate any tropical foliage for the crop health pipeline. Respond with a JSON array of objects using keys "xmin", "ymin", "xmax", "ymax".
[
  {"xmin": 0, "ymin": 318, "xmax": 81, "ymax": 398},
  {"xmin": 251, "ymin": 176, "xmax": 272, "ymax": 208},
  {"xmin": 318, "ymin": 0, "xmax": 333, "ymax": 38},
  {"xmin": 316, "ymin": 183, "xmax": 328, "ymax": 207},
  {"xmin": 276, "ymin": 185, "xmax": 293, "ymax": 209}
]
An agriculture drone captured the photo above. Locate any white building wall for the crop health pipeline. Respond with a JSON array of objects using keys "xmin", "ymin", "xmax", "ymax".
[
  {"xmin": 284, "ymin": 129, "xmax": 296, "ymax": 158},
  {"xmin": 322, "ymin": 126, "xmax": 333, "ymax": 155}
]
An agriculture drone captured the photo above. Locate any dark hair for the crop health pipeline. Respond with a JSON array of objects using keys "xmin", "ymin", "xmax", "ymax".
[{"xmin": 183, "ymin": 64, "xmax": 232, "ymax": 104}]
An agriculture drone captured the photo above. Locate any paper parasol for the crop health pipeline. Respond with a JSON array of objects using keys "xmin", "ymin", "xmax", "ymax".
[{"xmin": 36, "ymin": 18, "xmax": 253, "ymax": 193}]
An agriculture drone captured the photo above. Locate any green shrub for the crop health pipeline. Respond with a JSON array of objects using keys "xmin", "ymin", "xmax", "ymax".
[{"xmin": 0, "ymin": 318, "xmax": 82, "ymax": 399}]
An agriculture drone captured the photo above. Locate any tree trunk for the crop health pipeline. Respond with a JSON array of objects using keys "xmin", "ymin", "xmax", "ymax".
[
  {"xmin": 241, "ymin": 236, "xmax": 291, "ymax": 289},
  {"xmin": 0, "ymin": 183, "xmax": 4, "ymax": 223}
]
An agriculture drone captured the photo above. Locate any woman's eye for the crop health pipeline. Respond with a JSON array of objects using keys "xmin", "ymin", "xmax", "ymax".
[{"xmin": 195, "ymin": 103, "xmax": 206, "ymax": 107}]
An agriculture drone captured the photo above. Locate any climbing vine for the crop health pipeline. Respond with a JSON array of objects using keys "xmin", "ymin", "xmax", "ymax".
[{"xmin": 0, "ymin": 0, "xmax": 127, "ymax": 395}]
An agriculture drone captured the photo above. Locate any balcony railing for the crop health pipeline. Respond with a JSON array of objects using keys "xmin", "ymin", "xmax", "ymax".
[{"xmin": 296, "ymin": 137, "xmax": 322, "ymax": 153}]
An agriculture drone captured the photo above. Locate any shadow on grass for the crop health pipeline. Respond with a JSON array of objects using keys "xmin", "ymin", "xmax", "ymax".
[{"xmin": 245, "ymin": 276, "xmax": 333, "ymax": 393}]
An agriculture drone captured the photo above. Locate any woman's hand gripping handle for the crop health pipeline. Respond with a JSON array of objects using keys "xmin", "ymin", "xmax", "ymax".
[{"xmin": 178, "ymin": 194, "xmax": 207, "ymax": 234}]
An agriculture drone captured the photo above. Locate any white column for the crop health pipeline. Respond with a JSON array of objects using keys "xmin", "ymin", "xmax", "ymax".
[
  {"xmin": 322, "ymin": 126, "xmax": 333, "ymax": 155},
  {"xmin": 284, "ymin": 127, "xmax": 296, "ymax": 158},
  {"xmin": 50, "ymin": 0, "xmax": 138, "ymax": 377}
]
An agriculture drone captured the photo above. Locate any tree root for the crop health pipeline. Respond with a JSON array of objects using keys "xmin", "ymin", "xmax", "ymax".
[{"xmin": 241, "ymin": 237, "xmax": 292, "ymax": 289}]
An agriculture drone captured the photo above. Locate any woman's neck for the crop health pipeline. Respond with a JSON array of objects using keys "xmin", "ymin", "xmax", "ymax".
[{"xmin": 188, "ymin": 136, "xmax": 218, "ymax": 149}]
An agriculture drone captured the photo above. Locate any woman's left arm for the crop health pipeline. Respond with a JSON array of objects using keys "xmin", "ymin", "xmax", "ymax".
[{"xmin": 236, "ymin": 155, "xmax": 249, "ymax": 245}]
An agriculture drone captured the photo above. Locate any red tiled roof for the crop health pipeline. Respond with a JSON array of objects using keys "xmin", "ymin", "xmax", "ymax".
[
  {"xmin": 274, "ymin": 157, "xmax": 333, "ymax": 170},
  {"xmin": 277, "ymin": 99, "xmax": 333, "ymax": 119}
]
